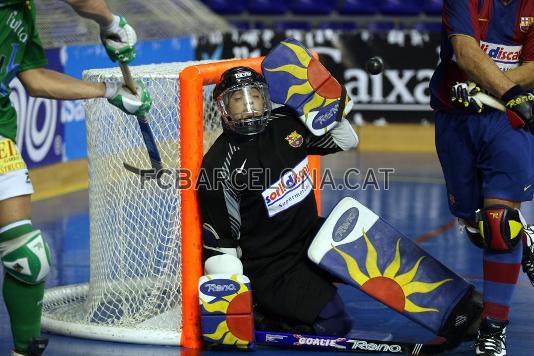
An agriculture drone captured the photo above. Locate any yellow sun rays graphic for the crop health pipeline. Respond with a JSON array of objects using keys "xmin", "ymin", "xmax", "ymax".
[
  {"xmin": 263, "ymin": 41, "xmax": 333, "ymax": 118},
  {"xmin": 332, "ymin": 230, "xmax": 452, "ymax": 313},
  {"xmin": 204, "ymin": 320, "xmax": 247, "ymax": 347},
  {"xmin": 200, "ymin": 275, "xmax": 250, "ymax": 348}
]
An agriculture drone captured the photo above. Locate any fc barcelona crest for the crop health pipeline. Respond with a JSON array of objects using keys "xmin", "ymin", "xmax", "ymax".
[
  {"xmin": 285, "ymin": 131, "xmax": 303, "ymax": 148},
  {"xmin": 520, "ymin": 17, "xmax": 534, "ymax": 33}
]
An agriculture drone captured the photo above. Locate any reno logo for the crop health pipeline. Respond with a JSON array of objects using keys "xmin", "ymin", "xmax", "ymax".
[
  {"xmin": 332, "ymin": 207, "xmax": 359, "ymax": 242},
  {"xmin": 312, "ymin": 104, "xmax": 337, "ymax": 130},
  {"xmin": 200, "ymin": 279, "xmax": 239, "ymax": 297},
  {"xmin": 347, "ymin": 340, "xmax": 403, "ymax": 353},
  {"xmin": 479, "ymin": 41, "xmax": 522, "ymax": 71}
]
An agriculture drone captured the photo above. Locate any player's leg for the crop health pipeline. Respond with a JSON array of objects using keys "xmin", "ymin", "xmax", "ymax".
[
  {"xmin": 434, "ymin": 111, "xmax": 483, "ymax": 225},
  {"xmin": 521, "ymin": 224, "xmax": 534, "ymax": 285},
  {"xmin": 311, "ymin": 293, "xmax": 353, "ymax": 337},
  {"xmin": 472, "ymin": 110, "xmax": 534, "ymax": 356},
  {"xmin": 252, "ymin": 258, "xmax": 352, "ymax": 337},
  {"xmin": 0, "ymin": 138, "xmax": 51, "ymax": 356},
  {"xmin": 472, "ymin": 199, "xmax": 522, "ymax": 356},
  {"xmin": 199, "ymin": 256, "xmax": 351, "ymax": 349}
]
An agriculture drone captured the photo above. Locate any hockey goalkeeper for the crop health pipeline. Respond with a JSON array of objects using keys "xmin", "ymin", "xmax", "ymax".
[{"xmin": 197, "ymin": 39, "xmax": 482, "ymax": 353}]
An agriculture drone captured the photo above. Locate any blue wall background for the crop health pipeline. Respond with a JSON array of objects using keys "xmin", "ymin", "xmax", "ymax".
[{"xmin": 10, "ymin": 36, "xmax": 193, "ymax": 168}]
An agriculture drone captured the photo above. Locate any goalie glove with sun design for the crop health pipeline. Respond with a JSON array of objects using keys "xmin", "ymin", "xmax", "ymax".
[
  {"xmin": 199, "ymin": 274, "xmax": 255, "ymax": 349},
  {"xmin": 262, "ymin": 38, "xmax": 353, "ymax": 136}
]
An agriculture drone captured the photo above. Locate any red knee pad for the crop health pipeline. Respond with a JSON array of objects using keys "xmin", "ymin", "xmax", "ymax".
[{"xmin": 477, "ymin": 205, "xmax": 524, "ymax": 251}]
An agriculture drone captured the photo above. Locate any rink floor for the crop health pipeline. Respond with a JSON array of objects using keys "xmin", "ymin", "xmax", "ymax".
[{"xmin": 1, "ymin": 150, "xmax": 533, "ymax": 356}]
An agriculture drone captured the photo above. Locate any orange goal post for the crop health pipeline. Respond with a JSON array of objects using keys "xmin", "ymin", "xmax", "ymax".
[{"xmin": 41, "ymin": 57, "xmax": 321, "ymax": 348}]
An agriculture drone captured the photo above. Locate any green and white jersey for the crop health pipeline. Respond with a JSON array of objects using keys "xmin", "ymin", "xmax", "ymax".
[
  {"xmin": 0, "ymin": 0, "xmax": 27, "ymax": 8},
  {"xmin": 0, "ymin": 0, "xmax": 47, "ymax": 141}
]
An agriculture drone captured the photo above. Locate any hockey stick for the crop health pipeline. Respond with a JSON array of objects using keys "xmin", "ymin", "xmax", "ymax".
[
  {"xmin": 473, "ymin": 92, "xmax": 506, "ymax": 112},
  {"xmin": 119, "ymin": 62, "xmax": 163, "ymax": 176},
  {"xmin": 254, "ymin": 331, "xmax": 447, "ymax": 355}
]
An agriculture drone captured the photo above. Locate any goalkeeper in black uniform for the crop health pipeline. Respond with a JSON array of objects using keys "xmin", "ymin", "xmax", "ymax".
[
  {"xmin": 198, "ymin": 58, "xmax": 482, "ymax": 351},
  {"xmin": 198, "ymin": 66, "xmax": 359, "ymax": 337}
]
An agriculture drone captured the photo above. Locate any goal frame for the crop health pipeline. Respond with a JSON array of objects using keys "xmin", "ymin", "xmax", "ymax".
[{"xmin": 179, "ymin": 57, "xmax": 321, "ymax": 348}]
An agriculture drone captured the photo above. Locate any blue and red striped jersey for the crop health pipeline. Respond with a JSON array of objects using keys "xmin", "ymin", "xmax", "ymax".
[{"xmin": 430, "ymin": 0, "xmax": 534, "ymax": 111}]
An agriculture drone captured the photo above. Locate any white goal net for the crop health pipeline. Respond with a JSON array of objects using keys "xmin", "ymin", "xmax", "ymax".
[{"xmin": 41, "ymin": 61, "xmax": 223, "ymax": 345}]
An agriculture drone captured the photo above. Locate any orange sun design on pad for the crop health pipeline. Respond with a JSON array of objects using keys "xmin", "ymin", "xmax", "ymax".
[
  {"xmin": 263, "ymin": 40, "xmax": 342, "ymax": 118},
  {"xmin": 332, "ymin": 231, "xmax": 453, "ymax": 313},
  {"xmin": 200, "ymin": 275, "xmax": 252, "ymax": 347}
]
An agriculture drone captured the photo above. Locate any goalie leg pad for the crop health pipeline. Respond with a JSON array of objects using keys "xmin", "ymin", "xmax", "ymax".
[
  {"xmin": 199, "ymin": 274, "xmax": 254, "ymax": 349},
  {"xmin": 307, "ymin": 197, "xmax": 472, "ymax": 335},
  {"xmin": 1, "ymin": 230, "xmax": 51, "ymax": 285},
  {"xmin": 477, "ymin": 205, "xmax": 524, "ymax": 251}
]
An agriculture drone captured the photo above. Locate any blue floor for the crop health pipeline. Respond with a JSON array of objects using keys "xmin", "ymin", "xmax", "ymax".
[{"xmin": 1, "ymin": 151, "xmax": 534, "ymax": 355}]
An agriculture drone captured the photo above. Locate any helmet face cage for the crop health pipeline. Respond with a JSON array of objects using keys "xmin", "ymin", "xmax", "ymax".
[
  {"xmin": 213, "ymin": 67, "xmax": 272, "ymax": 136},
  {"xmin": 216, "ymin": 83, "xmax": 272, "ymax": 135}
]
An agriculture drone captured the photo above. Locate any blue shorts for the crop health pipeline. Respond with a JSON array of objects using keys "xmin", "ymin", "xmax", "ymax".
[{"xmin": 435, "ymin": 110, "xmax": 534, "ymax": 222}]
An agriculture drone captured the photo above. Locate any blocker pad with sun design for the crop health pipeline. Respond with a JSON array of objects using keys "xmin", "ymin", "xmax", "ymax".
[
  {"xmin": 199, "ymin": 274, "xmax": 255, "ymax": 349},
  {"xmin": 308, "ymin": 197, "xmax": 472, "ymax": 335},
  {"xmin": 262, "ymin": 38, "xmax": 353, "ymax": 136}
]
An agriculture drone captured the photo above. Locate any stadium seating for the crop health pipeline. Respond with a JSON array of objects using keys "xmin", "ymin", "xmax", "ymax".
[
  {"xmin": 423, "ymin": 0, "xmax": 443, "ymax": 15},
  {"xmin": 367, "ymin": 21, "xmax": 398, "ymax": 32},
  {"xmin": 319, "ymin": 21, "xmax": 358, "ymax": 31},
  {"xmin": 203, "ymin": 0, "xmax": 442, "ymax": 31},
  {"xmin": 413, "ymin": 21, "xmax": 442, "ymax": 32},
  {"xmin": 206, "ymin": 0, "xmax": 246, "ymax": 14},
  {"xmin": 338, "ymin": 0, "xmax": 379, "ymax": 15},
  {"xmin": 230, "ymin": 20, "xmax": 251, "ymax": 30},
  {"xmin": 380, "ymin": 0, "xmax": 423, "ymax": 16},
  {"xmin": 272, "ymin": 21, "xmax": 312, "ymax": 30},
  {"xmin": 248, "ymin": 0, "xmax": 288, "ymax": 14},
  {"xmin": 288, "ymin": 0, "xmax": 336, "ymax": 15}
]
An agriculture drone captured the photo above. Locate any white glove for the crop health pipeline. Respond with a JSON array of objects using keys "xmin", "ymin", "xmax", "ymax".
[
  {"xmin": 451, "ymin": 81, "xmax": 484, "ymax": 113},
  {"xmin": 100, "ymin": 14, "xmax": 137, "ymax": 63},
  {"xmin": 104, "ymin": 80, "xmax": 152, "ymax": 117}
]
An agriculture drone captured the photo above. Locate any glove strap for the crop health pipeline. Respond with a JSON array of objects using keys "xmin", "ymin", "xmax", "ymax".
[
  {"xmin": 104, "ymin": 82, "xmax": 119, "ymax": 99},
  {"xmin": 335, "ymin": 86, "xmax": 347, "ymax": 123},
  {"xmin": 101, "ymin": 14, "xmax": 121, "ymax": 34},
  {"xmin": 502, "ymin": 84, "xmax": 523, "ymax": 104}
]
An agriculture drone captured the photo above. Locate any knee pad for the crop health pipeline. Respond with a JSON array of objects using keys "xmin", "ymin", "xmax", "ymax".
[
  {"xmin": 476, "ymin": 205, "xmax": 524, "ymax": 251},
  {"xmin": 465, "ymin": 226, "xmax": 484, "ymax": 249},
  {"xmin": 458, "ymin": 219, "xmax": 484, "ymax": 249},
  {"xmin": 1, "ymin": 230, "xmax": 51, "ymax": 285}
]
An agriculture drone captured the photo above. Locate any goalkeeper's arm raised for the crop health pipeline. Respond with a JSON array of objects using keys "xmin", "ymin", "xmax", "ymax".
[{"xmin": 262, "ymin": 38, "xmax": 354, "ymax": 136}]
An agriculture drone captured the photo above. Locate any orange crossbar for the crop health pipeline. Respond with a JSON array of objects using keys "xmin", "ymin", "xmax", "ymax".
[{"xmin": 179, "ymin": 58, "xmax": 321, "ymax": 349}]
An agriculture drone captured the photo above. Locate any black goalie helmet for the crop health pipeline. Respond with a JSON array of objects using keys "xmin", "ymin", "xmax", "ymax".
[{"xmin": 213, "ymin": 66, "xmax": 272, "ymax": 135}]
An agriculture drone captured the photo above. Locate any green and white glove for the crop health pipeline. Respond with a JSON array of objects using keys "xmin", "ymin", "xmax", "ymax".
[
  {"xmin": 105, "ymin": 80, "xmax": 152, "ymax": 117},
  {"xmin": 100, "ymin": 15, "xmax": 137, "ymax": 63}
]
